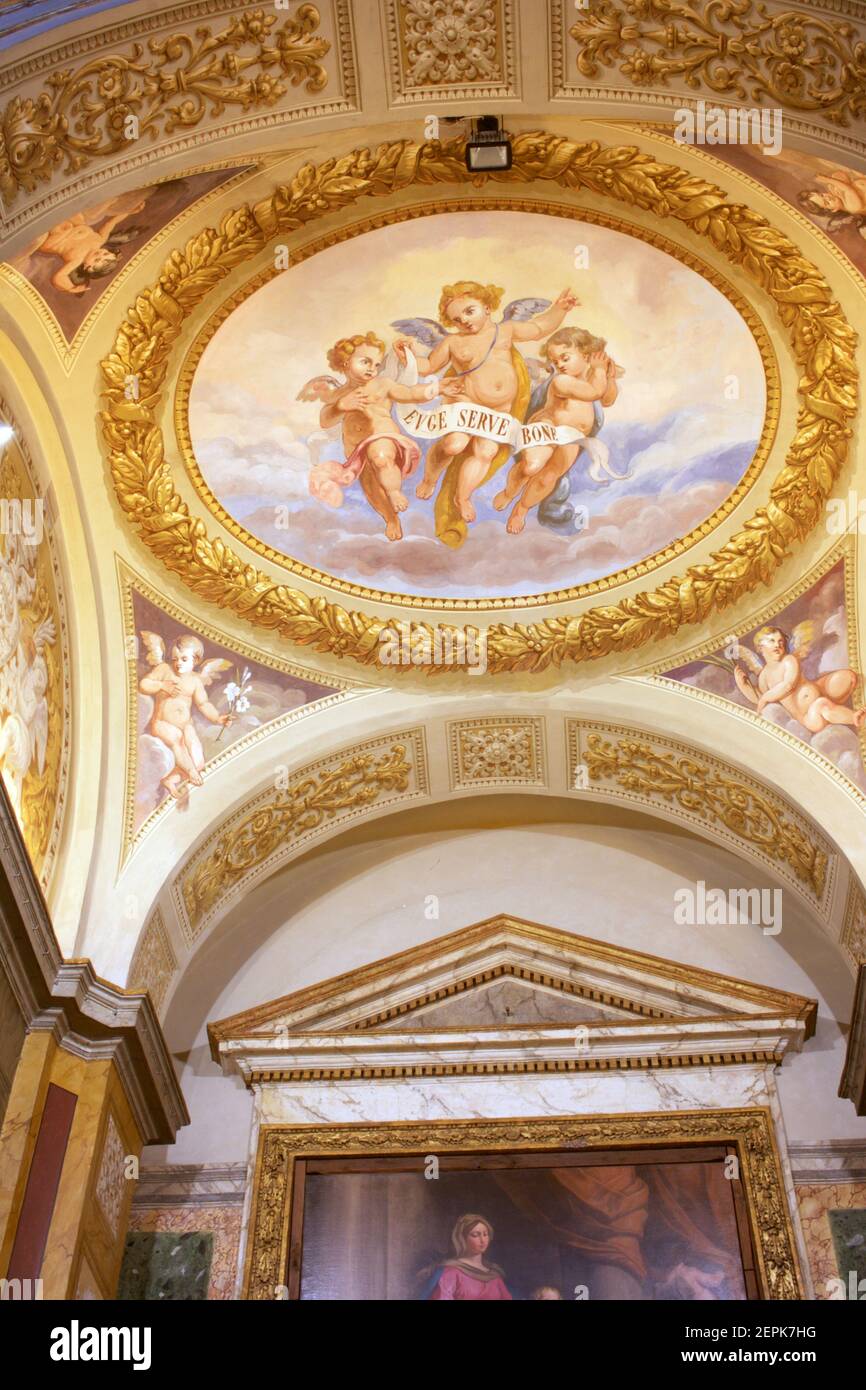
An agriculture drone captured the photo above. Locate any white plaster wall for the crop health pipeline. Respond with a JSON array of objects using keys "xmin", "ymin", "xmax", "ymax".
[{"xmin": 146, "ymin": 814, "xmax": 866, "ymax": 1168}]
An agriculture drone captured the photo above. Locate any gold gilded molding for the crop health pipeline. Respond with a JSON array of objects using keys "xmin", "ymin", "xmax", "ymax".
[
  {"xmin": 100, "ymin": 131, "xmax": 858, "ymax": 675},
  {"xmin": 578, "ymin": 726, "xmax": 828, "ymax": 900},
  {"xmin": 178, "ymin": 731, "xmax": 428, "ymax": 940},
  {"xmin": 0, "ymin": 7, "xmax": 329, "ymax": 207},
  {"xmin": 841, "ymin": 877, "xmax": 866, "ymax": 968},
  {"xmin": 244, "ymin": 1111, "xmax": 804, "ymax": 1299},
  {"xmin": 571, "ymin": 0, "xmax": 866, "ymax": 127},
  {"xmin": 127, "ymin": 908, "xmax": 177, "ymax": 1017},
  {"xmin": 174, "ymin": 196, "xmax": 779, "ymax": 610}
]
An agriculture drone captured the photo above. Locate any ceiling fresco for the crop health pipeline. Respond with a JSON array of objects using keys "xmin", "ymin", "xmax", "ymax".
[
  {"xmin": 182, "ymin": 207, "xmax": 771, "ymax": 603},
  {"xmin": 703, "ymin": 145, "xmax": 866, "ymax": 281},
  {"xmin": 3, "ymin": 163, "xmax": 255, "ymax": 349},
  {"xmin": 657, "ymin": 553, "xmax": 866, "ymax": 801},
  {"xmin": 121, "ymin": 571, "xmax": 348, "ymax": 857}
]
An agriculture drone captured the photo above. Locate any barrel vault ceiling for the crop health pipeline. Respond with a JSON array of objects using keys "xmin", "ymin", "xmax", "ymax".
[{"xmin": 0, "ymin": 0, "xmax": 865, "ymax": 1027}]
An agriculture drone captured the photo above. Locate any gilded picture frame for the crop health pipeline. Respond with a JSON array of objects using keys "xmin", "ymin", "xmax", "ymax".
[{"xmin": 243, "ymin": 1109, "xmax": 804, "ymax": 1300}]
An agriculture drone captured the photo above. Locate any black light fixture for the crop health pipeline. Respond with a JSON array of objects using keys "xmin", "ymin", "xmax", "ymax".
[{"xmin": 465, "ymin": 116, "xmax": 512, "ymax": 172}]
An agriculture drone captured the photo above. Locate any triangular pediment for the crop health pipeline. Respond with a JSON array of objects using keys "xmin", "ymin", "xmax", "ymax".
[{"xmin": 209, "ymin": 917, "xmax": 816, "ymax": 1081}]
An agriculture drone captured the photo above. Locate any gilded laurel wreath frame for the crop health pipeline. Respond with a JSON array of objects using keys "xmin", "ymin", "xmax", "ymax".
[
  {"xmin": 172, "ymin": 197, "xmax": 780, "ymax": 609},
  {"xmin": 242, "ymin": 1110, "xmax": 804, "ymax": 1300},
  {"xmin": 100, "ymin": 132, "xmax": 859, "ymax": 675}
]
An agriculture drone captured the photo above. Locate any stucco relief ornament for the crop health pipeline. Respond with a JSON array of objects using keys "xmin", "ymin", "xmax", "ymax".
[
  {"xmin": 0, "ymin": 6, "xmax": 329, "ymax": 205},
  {"xmin": 572, "ymin": 0, "xmax": 866, "ymax": 126},
  {"xmin": 402, "ymin": 0, "xmax": 500, "ymax": 85}
]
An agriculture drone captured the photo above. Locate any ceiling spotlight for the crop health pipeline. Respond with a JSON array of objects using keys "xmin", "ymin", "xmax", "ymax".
[{"xmin": 465, "ymin": 116, "xmax": 512, "ymax": 173}]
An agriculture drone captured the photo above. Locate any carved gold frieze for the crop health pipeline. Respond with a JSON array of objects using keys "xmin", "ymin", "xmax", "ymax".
[
  {"xmin": 448, "ymin": 716, "xmax": 545, "ymax": 788},
  {"xmin": 570, "ymin": 721, "xmax": 830, "ymax": 903},
  {"xmin": 570, "ymin": 0, "xmax": 866, "ymax": 128},
  {"xmin": 177, "ymin": 730, "xmax": 428, "ymax": 941},
  {"xmin": 100, "ymin": 131, "xmax": 858, "ymax": 675},
  {"xmin": 841, "ymin": 878, "xmax": 866, "ymax": 968},
  {"xmin": 128, "ymin": 908, "xmax": 177, "ymax": 1016},
  {"xmin": 244, "ymin": 1111, "xmax": 804, "ymax": 1299},
  {"xmin": 0, "ymin": 6, "xmax": 329, "ymax": 207}
]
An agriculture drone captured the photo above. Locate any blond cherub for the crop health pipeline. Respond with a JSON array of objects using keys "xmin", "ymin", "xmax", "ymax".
[
  {"xmin": 138, "ymin": 632, "xmax": 232, "ymax": 800},
  {"xmin": 493, "ymin": 326, "xmax": 623, "ymax": 534},
  {"xmin": 393, "ymin": 281, "xmax": 579, "ymax": 532},
  {"xmin": 733, "ymin": 625, "xmax": 866, "ymax": 732},
  {"xmin": 301, "ymin": 332, "xmax": 436, "ymax": 541}
]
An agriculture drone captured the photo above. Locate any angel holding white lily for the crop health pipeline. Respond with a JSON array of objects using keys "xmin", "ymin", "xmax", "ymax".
[
  {"xmin": 715, "ymin": 624, "xmax": 866, "ymax": 733},
  {"xmin": 138, "ymin": 631, "xmax": 233, "ymax": 801}
]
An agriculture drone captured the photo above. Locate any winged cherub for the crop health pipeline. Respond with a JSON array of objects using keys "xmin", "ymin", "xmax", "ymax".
[
  {"xmin": 733, "ymin": 625, "xmax": 866, "ymax": 732},
  {"xmin": 138, "ymin": 632, "xmax": 233, "ymax": 801},
  {"xmin": 298, "ymin": 332, "xmax": 437, "ymax": 541},
  {"xmin": 392, "ymin": 282, "xmax": 579, "ymax": 542}
]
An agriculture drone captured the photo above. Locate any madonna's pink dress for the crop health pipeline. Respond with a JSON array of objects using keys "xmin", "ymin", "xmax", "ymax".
[{"xmin": 428, "ymin": 1263, "xmax": 512, "ymax": 1300}]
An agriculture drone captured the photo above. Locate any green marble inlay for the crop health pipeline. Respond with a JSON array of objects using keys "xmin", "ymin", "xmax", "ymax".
[
  {"xmin": 828, "ymin": 1209, "xmax": 866, "ymax": 1290},
  {"xmin": 117, "ymin": 1232, "xmax": 213, "ymax": 1300}
]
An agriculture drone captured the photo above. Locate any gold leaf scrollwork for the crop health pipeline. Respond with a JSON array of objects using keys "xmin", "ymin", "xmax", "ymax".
[
  {"xmin": 100, "ymin": 132, "xmax": 858, "ymax": 674},
  {"xmin": 0, "ymin": 6, "xmax": 329, "ymax": 205},
  {"xmin": 245, "ymin": 1112, "xmax": 802, "ymax": 1299},
  {"xmin": 571, "ymin": 0, "xmax": 866, "ymax": 127},
  {"xmin": 181, "ymin": 744, "xmax": 412, "ymax": 930},
  {"xmin": 583, "ymin": 732, "xmax": 827, "ymax": 898}
]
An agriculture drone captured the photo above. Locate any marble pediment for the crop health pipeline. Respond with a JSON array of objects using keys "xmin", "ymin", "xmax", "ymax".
[{"xmin": 208, "ymin": 916, "xmax": 817, "ymax": 1083}]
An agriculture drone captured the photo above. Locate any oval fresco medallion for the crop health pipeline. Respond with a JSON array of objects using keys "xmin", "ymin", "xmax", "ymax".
[{"xmin": 181, "ymin": 208, "xmax": 774, "ymax": 607}]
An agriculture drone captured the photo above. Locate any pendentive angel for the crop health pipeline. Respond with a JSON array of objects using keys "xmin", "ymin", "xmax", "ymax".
[
  {"xmin": 137, "ymin": 631, "xmax": 232, "ymax": 801},
  {"xmin": 708, "ymin": 623, "xmax": 866, "ymax": 733}
]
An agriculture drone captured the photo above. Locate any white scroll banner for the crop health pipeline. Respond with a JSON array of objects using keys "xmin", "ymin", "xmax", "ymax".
[{"xmin": 393, "ymin": 350, "xmax": 624, "ymax": 479}]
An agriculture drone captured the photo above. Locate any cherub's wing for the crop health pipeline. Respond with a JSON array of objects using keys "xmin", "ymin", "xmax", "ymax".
[
  {"xmin": 140, "ymin": 630, "xmax": 164, "ymax": 668},
  {"xmin": 390, "ymin": 317, "xmax": 448, "ymax": 349},
  {"xmin": 296, "ymin": 374, "xmax": 342, "ymax": 403},
  {"xmin": 523, "ymin": 356, "xmax": 553, "ymax": 388},
  {"xmin": 502, "ymin": 297, "xmax": 551, "ymax": 321},
  {"xmin": 739, "ymin": 648, "xmax": 764, "ymax": 676},
  {"xmin": 199, "ymin": 657, "xmax": 232, "ymax": 688},
  {"xmin": 791, "ymin": 621, "xmax": 814, "ymax": 660}
]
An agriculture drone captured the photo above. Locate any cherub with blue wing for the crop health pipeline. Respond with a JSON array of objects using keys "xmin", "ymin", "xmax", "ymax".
[{"xmin": 391, "ymin": 281, "xmax": 579, "ymax": 548}]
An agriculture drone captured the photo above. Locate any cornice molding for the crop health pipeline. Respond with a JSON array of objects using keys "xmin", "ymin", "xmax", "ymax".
[{"xmin": 0, "ymin": 781, "xmax": 188, "ymax": 1142}]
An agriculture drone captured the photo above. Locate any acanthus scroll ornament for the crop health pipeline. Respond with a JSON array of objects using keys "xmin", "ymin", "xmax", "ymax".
[{"xmin": 0, "ymin": 6, "xmax": 329, "ymax": 205}]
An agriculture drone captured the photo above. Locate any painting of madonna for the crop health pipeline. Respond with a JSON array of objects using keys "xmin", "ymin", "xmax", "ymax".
[
  {"xmin": 293, "ymin": 1146, "xmax": 756, "ymax": 1300},
  {"xmin": 420, "ymin": 1213, "xmax": 512, "ymax": 1301}
]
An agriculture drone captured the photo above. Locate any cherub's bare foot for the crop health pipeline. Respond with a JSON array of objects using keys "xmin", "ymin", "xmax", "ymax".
[
  {"xmin": 493, "ymin": 488, "xmax": 515, "ymax": 511},
  {"xmin": 415, "ymin": 478, "xmax": 436, "ymax": 500},
  {"xmin": 189, "ymin": 770, "xmax": 204, "ymax": 788},
  {"xmin": 391, "ymin": 490, "xmax": 409, "ymax": 513},
  {"xmin": 385, "ymin": 517, "xmax": 403, "ymax": 541},
  {"xmin": 160, "ymin": 774, "xmax": 186, "ymax": 801},
  {"xmin": 457, "ymin": 496, "xmax": 476, "ymax": 524},
  {"xmin": 506, "ymin": 505, "xmax": 527, "ymax": 535}
]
